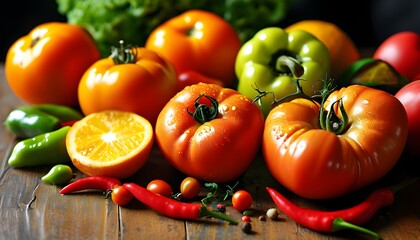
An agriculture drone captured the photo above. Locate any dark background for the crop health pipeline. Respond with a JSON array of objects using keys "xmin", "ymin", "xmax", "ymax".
[{"xmin": 1, "ymin": 0, "xmax": 419, "ymax": 62}]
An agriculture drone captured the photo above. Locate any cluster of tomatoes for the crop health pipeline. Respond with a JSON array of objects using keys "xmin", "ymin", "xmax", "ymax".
[{"xmin": 4, "ymin": 9, "xmax": 420, "ymax": 201}]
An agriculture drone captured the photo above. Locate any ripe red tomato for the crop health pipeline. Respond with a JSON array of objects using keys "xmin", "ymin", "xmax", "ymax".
[
  {"xmin": 395, "ymin": 80, "xmax": 420, "ymax": 157},
  {"xmin": 180, "ymin": 177, "xmax": 201, "ymax": 199},
  {"xmin": 263, "ymin": 85, "xmax": 408, "ymax": 199},
  {"xmin": 146, "ymin": 179, "xmax": 173, "ymax": 198},
  {"xmin": 5, "ymin": 22, "xmax": 100, "ymax": 107},
  {"xmin": 145, "ymin": 10, "xmax": 241, "ymax": 88},
  {"xmin": 111, "ymin": 185, "xmax": 133, "ymax": 206},
  {"xmin": 232, "ymin": 190, "xmax": 253, "ymax": 212},
  {"xmin": 78, "ymin": 44, "xmax": 178, "ymax": 125},
  {"xmin": 155, "ymin": 83, "xmax": 264, "ymax": 183},
  {"xmin": 373, "ymin": 31, "xmax": 420, "ymax": 81}
]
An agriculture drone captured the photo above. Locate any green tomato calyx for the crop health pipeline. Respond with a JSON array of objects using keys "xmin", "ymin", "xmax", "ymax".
[{"xmin": 187, "ymin": 94, "xmax": 219, "ymax": 124}]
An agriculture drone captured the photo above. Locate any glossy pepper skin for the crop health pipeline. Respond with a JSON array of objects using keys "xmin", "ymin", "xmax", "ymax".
[
  {"xmin": 3, "ymin": 104, "xmax": 83, "ymax": 139},
  {"xmin": 235, "ymin": 27, "xmax": 330, "ymax": 117},
  {"xmin": 8, "ymin": 126, "xmax": 71, "ymax": 167},
  {"xmin": 266, "ymin": 187, "xmax": 389, "ymax": 239},
  {"xmin": 42, "ymin": 164, "xmax": 73, "ymax": 185}
]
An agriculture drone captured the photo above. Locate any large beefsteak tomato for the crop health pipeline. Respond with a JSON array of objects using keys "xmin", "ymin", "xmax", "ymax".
[
  {"xmin": 263, "ymin": 84, "xmax": 408, "ymax": 199},
  {"xmin": 155, "ymin": 83, "xmax": 264, "ymax": 183}
]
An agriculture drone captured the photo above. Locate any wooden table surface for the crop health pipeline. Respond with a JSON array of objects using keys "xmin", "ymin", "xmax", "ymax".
[{"xmin": 0, "ymin": 64, "xmax": 419, "ymax": 240}]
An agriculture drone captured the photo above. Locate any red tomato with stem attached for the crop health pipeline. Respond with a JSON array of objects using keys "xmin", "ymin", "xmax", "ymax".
[
  {"xmin": 5, "ymin": 22, "xmax": 100, "ymax": 107},
  {"xmin": 155, "ymin": 83, "xmax": 264, "ymax": 183},
  {"xmin": 373, "ymin": 31, "xmax": 420, "ymax": 81},
  {"xmin": 145, "ymin": 10, "xmax": 241, "ymax": 88},
  {"xmin": 395, "ymin": 80, "xmax": 420, "ymax": 157},
  {"xmin": 78, "ymin": 43, "xmax": 178, "ymax": 125},
  {"xmin": 263, "ymin": 84, "xmax": 408, "ymax": 199}
]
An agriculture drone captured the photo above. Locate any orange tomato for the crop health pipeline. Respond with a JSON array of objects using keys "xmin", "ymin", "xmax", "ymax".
[
  {"xmin": 263, "ymin": 85, "xmax": 408, "ymax": 199},
  {"xmin": 77, "ymin": 45, "xmax": 178, "ymax": 125},
  {"xmin": 5, "ymin": 22, "xmax": 100, "ymax": 107},
  {"xmin": 145, "ymin": 10, "xmax": 241, "ymax": 88},
  {"xmin": 286, "ymin": 20, "xmax": 360, "ymax": 80}
]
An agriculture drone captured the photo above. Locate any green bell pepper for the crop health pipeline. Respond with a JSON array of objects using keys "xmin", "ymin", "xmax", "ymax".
[
  {"xmin": 235, "ymin": 27, "xmax": 330, "ymax": 117},
  {"xmin": 3, "ymin": 104, "xmax": 83, "ymax": 139},
  {"xmin": 8, "ymin": 126, "xmax": 71, "ymax": 167}
]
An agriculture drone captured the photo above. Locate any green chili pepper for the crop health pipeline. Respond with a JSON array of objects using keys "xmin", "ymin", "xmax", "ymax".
[
  {"xmin": 8, "ymin": 126, "xmax": 71, "ymax": 167},
  {"xmin": 3, "ymin": 104, "xmax": 83, "ymax": 139},
  {"xmin": 42, "ymin": 164, "xmax": 74, "ymax": 185},
  {"xmin": 338, "ymin": 58, "xmax": 410, "ymax": 94},
  {"xmin": 235, "ymin": 27, "xmax": 330, "ymax": 117}
]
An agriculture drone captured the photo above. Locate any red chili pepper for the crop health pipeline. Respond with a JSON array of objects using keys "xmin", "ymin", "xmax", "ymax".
[
  {"xmin": 123, "ymin": 183, "xmax": 238, "ymax": 224},
  {"xmin": 59, "ymin": 176, "xmax": 121, "ymax": 194},
  {"xmin": 267, "ymin": 184, "xmax": 410, "ymax": 239}
]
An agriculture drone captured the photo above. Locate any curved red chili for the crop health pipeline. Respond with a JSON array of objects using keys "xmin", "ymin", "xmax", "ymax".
[
  {"xmin": 266, "ymin": 187, "xmax": 390, "ymax": 239},
  {"xmin": 59, "ymin": 176, "xmax": 121, "ymax": 194},
  {"xmin": 123, "ymin": 183, "xmax": 238, "ymax": 224}
]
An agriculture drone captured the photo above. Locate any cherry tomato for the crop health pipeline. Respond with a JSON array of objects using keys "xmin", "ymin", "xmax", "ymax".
[
  {"xmin": 145, "ymin": 10, "xmax": 241, "ymax": 88},
  {"xmin": 373, "ymin": 31, "xmax": 420, "ymax": 81},
  {"xmin": 232, "ymin": 190, "xmax": 253, "ymax": 212},
  {"xmin": 180, "ymin": 177, "xmax": 201, "ymax": 199},
  {"xmin": 155, "ymin": 83, "xmax": 264, "ymax": 183},
  {"xmin": 5, "ymin": 22, "xmax": 100, "ymax": 107},
  {"xmin": 146, "ymin": 179, "xmax": 173, "ymax": 198},
  {"xmin": 395, "ymin": 80, "xmax": 420, "ymax": 157},
  {"xmin": 78, "ymin": 43, "xmax": 178, "ymax": 125},
  {"xmin": 111, "ymin": 185, "xmax": 133, "ymax": 206}
]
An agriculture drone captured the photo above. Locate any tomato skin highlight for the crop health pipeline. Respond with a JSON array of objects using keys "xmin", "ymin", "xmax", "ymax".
[
  {"xmin": 155, "ymin": 83, "xmax": 264, "ymax": 183},
  {"xmin": 263, "ymin": 85, "xmax": 409, "ymax": 199},
  {"xmin": 5, "ymin": 22, "xmax": 100, "ymax": 107}
]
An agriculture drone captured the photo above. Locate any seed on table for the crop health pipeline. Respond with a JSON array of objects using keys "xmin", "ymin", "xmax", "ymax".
[{"xmin": 266, "ymin": 208, "xmax": 279, "ymax": 220}]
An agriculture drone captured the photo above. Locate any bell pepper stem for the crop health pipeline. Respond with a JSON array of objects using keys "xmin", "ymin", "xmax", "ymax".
[
  {"xmin": 333, "ymin": 218, "xmax": 382, "ymax": 239},
  {"xmin": 199, "ymin": 205, "xmax": 238, "ymax": 224},
  {"xmin": 276, "ymin": 55, "xmax": 304, "ymax": 78}
]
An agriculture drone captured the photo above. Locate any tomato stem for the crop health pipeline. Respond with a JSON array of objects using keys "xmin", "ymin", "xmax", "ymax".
[
  {"xmin": 275, "ymin": 55, "xmax": 304, "ymax": 77},
  {"xmin": 187, "ymin": 94, "xmax": 219, "ymax": 124},
  {"xmin": 111, "ymin": 40, "xmax": 137, "ymax": 64}
]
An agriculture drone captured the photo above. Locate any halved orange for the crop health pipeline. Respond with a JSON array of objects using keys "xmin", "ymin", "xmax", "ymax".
[{"xmin": 66, "ymin": 110, "xmax": 153, "ymax": 179}]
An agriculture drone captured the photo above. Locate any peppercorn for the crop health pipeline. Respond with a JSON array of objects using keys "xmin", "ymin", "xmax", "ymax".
[{"xmin": 240, "ymin": 221, "xmax": 252, "ymax": 233}]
